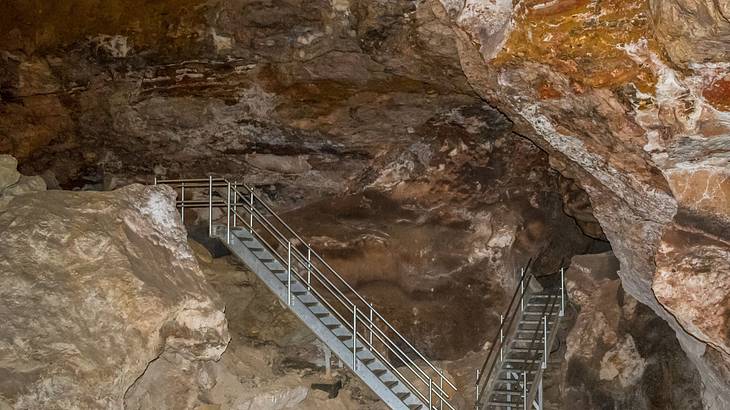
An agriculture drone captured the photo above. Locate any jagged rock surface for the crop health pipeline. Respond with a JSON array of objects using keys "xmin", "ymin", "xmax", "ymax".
[
  {"xmin": 1, "ymin": 0, "xmax": 729, "ymax": 408},
  {"xmin": 429, "ymin": 1, "xmax": 730, "ymax": 407},
  {"xmin": 562, "ymin": 252, "xmax": 702, "ymax": 409},
  {"xmin": 0, "ymin": 177, "xmax": 229, "ymax": 408}
]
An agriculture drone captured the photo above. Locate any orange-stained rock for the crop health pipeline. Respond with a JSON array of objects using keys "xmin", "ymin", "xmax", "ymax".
[
  {"xmin": 538, "ymin": 82, "xmax": 562, "ymax": 100},
  {"xmin": 703, "ymin": 77, "xmax": 730, "ymax": 112},
  {"xmin": 493, "ymin": 0, "xmax": 657, "ymax": 92},
  {"xmin": 654, "ymin": 220, "xmax": 730, "ymax": 355},
  {"xmin": 430, "ymin": 0, "xmax": 730, "ymax": 406}
]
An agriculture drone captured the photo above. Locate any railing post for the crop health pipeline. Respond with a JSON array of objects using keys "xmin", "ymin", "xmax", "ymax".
[
  {"xmin": 538, "ymin": 378, "xmax": 543, "ymax": 410},
  {"xmin": 560, "ymin": 267, "xmax": 565, "ymax": 317},
  {"xmin": 249, "ymin": 188, "xmax": 254, "ymax": 233},
  {"xmin": 232, "ymin": 181, "xmax": 237, "ymax": 227},
  {"xmin": 353, "ymin": 304, "xmax": 358, "ymax": 370},
  {"xmin": 307, "ymin": 246, "xmax": 312, "ymax": 290},
  {"xmin": 439, "ymin": 372, "xmax": 443, "ymax": 410},
  {"xmin": 154, "ymin": 176, "xmax": 157, "ymax": 185},
  {"xmin": 475, "ymin": 369, "xmax": 480, "ymax": 406},
  {"xmin": 287, "ymin": 241, "xmax": 292, "ymax": 306},
  {"xmin": 500, "ymin": 314, "xmax": 504, "ymax": 363},
  {"xmin": 180, "ymin": 182, "xmax": 185, "ymax": 224},
  {"xmin": 520, "ymin": 267, "xmax": 525, "ymax": 312},
  {"xmin": 428, "ymin": 378, "xmax": 432, "ymax": 410},
  {"xmin": 542, "ymin": 315, "xmax": 547, "ymax": 369},
  {"xmin": 523, "ymin": 371, "xmax": 527, "ymax": 410},
  {"xmin": 226, "ymin": 181, "xmax": 231, "ymax": 244},
  {"xmin": 368, "ymin": 303, "xmax": 373, "ymax": 347},
  {"xmin": 208, "ymin": 176, "xmax": 213, "ymax": 237}
]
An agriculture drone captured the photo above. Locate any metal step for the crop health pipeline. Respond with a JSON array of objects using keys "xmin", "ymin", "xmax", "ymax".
[
  {"xmin": 217, "ymin": 227, "xmax": 428, "ymax": 409},
  {"xmin": 486, "ymin": 399, "xmax": 525, "ymax": 406}
]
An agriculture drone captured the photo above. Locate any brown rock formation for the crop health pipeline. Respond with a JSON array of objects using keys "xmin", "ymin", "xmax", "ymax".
[
  {"xmin": 0, "ymin": 0, "xmax": 728, "ymax": 407},
  {"xmin": 430, "ymin": 0, "xmax": 730, "ymax": 406},
  {"xmin": 562, "ymin": 252, "xmax": 702, "ymax": 409},
  {"xmin": 0, "ymin": 162, "xmax": 229, "ymax": 408}
]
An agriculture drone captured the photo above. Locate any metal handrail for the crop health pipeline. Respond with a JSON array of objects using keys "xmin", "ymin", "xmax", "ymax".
[
  {"xmin": 228, "ymin": 182, "xmax": 456, "ymax": 398},
  {"xmin": 230, "ymin": 189, "xmax": 449, "ymax": 404},
  {"xmin": 524, "ymin": 297, "xmax": 562, "ymax": 409},
  {"xmin": 475, "ymin": 264, "xmax": 566, "ymax": 410},
  {"xmin": 229, "ymin": 185, "xmax": 455, "ymax": 406},
  {"xmin": 475, "ymin": 268, "xmax": 533, "ymax": 403},
  {"xmin": 156, "ymin": 177, "xmax": 457, "ymax": 409}
]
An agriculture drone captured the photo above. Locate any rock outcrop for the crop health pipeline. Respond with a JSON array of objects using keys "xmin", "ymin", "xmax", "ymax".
[
  {"xmin": 429, "ymin": 1, "xmax": 730, "ymax": 407},
  {"xmin": 0, "ymin": 161, "xmax": 229, "ymax": 408},
  {"xmin": 562, "ymin": 252, "xmax": 702, "ymax": 409}
]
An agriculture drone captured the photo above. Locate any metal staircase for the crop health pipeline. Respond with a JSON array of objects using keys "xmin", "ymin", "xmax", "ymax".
[
  {"xmin": 155, "ymin": 177, "xmax": 457, "ymax": 410},
  {"xmin": 474, "ymin": 267, "xmax": 565, "ymax": 410}
]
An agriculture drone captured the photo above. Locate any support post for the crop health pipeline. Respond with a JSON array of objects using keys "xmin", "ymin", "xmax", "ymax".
[
  {"xmin": 180, "ymin": 182, "xmax": 185, "ymax": 224},
  {"xmin": 428, "ymin": 378, "xmax": 432, "ymax": 410},
  {"xmin": 500, "ymin": 314, "xmax": 504, "ymax": 363},
  {"xmin": 353, "ymin": 304, "xmax": 358, "ymax": 370},
  {"xmin": 154, "ymin": 176, "xmax": 157, "ymax": 185},
  {"xmin": 475, "ymin": 369, "xmax": 480, "ymax": 406},
  {"xmin": 368, "ymin": 303, "xmax": 373, "ymax": 347},
  {"xmin": 208, "ymin": 176, "xmax": 213, "ymax": 237},
  {"xmin": 439, "ymin": 372, "xmax": 444, "ymax": 410},
  {"xmin": 542, "ymin": 315, "xmax": 548, "ymax": 369},
  {"xmin": 560, "ymin": 267, "xmax": 565, "ymax": 317},
  {"xmin": 523, "ymin": 372, "xmax": 528, "ymax": 410},
  {"xmin": 520, "ymin": 267, "xmax": 525, "ymax": 312},
  {"xmin": 226, "ymin": 181, "xmax": 231, "ymax": 244},
  {"xmin": 249, "ymin": 189, "xmax": 254, "ymax": 233},
  {"xmin": 232, "ymin": 182, "xmax": 237, "ymax": 227},
  {"xmin": 287, "ymin": 242, "xmax": 292, "ymax": 305},
  {"xmin": 307, "ymin": 246, "xmax": 312, "ymax": 290},
  {"xmin": 538, "ymin": 378, "xmax": 543, "ymax": 410}
]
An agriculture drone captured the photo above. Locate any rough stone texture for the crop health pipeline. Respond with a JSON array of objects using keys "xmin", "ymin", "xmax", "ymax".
[
  {"xmin": 0, "ymin": 155, "xmax": 46, "ymax": 210},
  {"xmin": 280, "ymin": 126, "xmax": 596, "ymax": 360},
  {"xmin": 427, "ymin": 1, "xmax": 730, "ymax": 407},
  {"xmin": 0, "ymin": 155, "xmax": 20, "ymax": 192},
  {"xmin": 562, "ymin": 252, "xmax": 702, "ymax": 410},
  {"xmin": 0, "ymin": 181, "xmax": 230, "ymax": 408},
  {"xmin": 1, "ymin": 0, "xmax": 728, "ymax": 407}
]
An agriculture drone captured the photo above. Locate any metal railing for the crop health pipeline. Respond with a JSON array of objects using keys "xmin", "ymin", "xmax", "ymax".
[
  {"xmin": 155, "ymin": 177, "xmax": 457, "ymax": 410},
  {"xmin": 474, "ymin": 264, "xmax": 565, "ymax": 410}
]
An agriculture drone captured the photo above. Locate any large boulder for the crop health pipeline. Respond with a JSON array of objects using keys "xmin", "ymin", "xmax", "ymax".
[
  {"xmin": 563, "ymin": 252, "xmax": 702, "ymax": 409},
  {"xmin": 0, "ymin": 183, "xmax": 229, "ymax": 408}
]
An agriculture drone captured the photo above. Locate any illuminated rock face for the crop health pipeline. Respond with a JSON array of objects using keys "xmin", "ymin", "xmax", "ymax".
[
  {"xmin": 0, "ymin": 177, "xmax": 229, "ymax": 408},
  {"xmin": 564, "ymin": 252, "xmax": 702, "ymax": 409},
  {"xmin": 430, "ymin": 0, "xmax": 730, "ymax": 407}
]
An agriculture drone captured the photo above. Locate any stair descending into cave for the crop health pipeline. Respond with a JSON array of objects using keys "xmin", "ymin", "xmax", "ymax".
[
  {"xmin": 156, "ymin": 177, "xmax": 456, "ymax": 410},
  {"xmin": 475, "ymin": 270, "xmax": 565, "ymax": 410}
]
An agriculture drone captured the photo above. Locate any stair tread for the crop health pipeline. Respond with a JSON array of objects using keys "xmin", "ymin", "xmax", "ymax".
[{"xmin": 208, "ymin": 221, "xmax": 449, "ymax": 409}]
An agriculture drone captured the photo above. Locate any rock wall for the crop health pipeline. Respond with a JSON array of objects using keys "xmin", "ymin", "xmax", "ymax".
[
  {"xmin": 429, "ymin": 1, "xmax": 730, "ymax": 407},
  {"xmin": 563, "ymin": 252, "xmax": 702, "ymax": 409},
  {"xmin": 1, "ymin": 0, "xmax": 728, "ymax": 407},
  {"xmin": 0, "ymin": 158, "xmax": 229, "ymax": 408}
]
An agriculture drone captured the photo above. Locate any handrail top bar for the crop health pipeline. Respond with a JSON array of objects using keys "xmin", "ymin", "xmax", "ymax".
[
  {"xmin": 158, "ymin": 177, "xmax": 459, "ymax": 401},
  {"xmin": 156, "ymin": 177, "xmax": 227, "ymax": 183},
  {"xmin": 476, "ymin": 267, "xmax": 533, "ymax": 385},
  {"xmin": 234, "ymin": 205, "xmax": 456, "ymax": 395},
  {"xmin": 230, "ymin": 183, "xmax": 458, "ymax": 392}
]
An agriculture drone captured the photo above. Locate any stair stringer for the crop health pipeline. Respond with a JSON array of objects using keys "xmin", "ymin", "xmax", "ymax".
[{"xmin": 214, "ymin": 226, "xmax": 427, "ymax": 410}]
